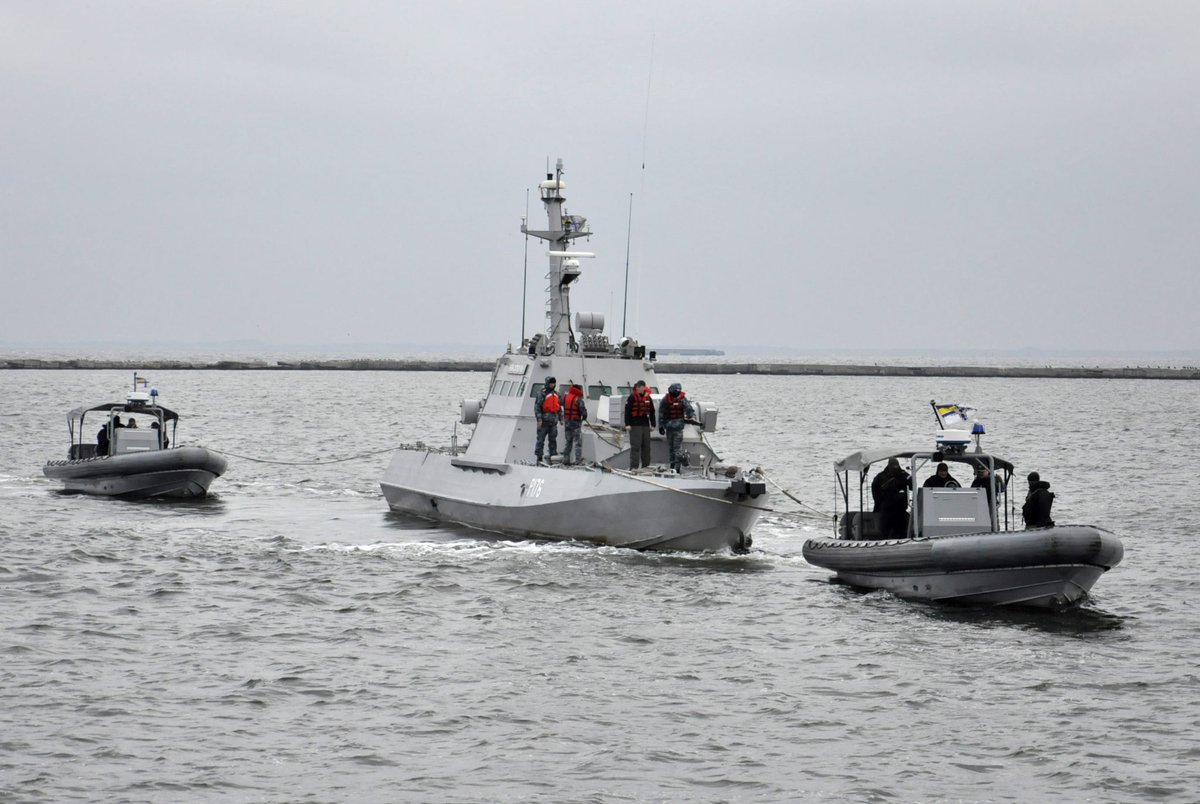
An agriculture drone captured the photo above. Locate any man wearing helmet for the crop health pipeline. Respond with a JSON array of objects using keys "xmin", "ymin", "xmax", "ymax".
[
  {"xmin": 533, "ymin": 376, "xmax": 561, "ymax": 465},
  {"xmin": 658, "ymin": 382, "xmax": 695, "ymax": 473}
]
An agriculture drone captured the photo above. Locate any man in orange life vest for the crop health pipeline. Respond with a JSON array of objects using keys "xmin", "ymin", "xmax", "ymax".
[
  {"xmin": 658, "ymin": 382, "xmax": 695, "ymax": 473},
  {"xmin": 534, "ymin": 376, "xmax": 561, "ymax": 465},
  {"xmin": 562, "ymin": 381, "xmax": 588, "ymax": 465},
  {"xmin": 623, "ymin": 379, "xmax": 657, "ymax": 470}
]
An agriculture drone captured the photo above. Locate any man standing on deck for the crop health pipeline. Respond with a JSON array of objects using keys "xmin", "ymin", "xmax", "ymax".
[
  {"xmin": 658, "ymin": 383, "xmax": 695, "ymax": 473},
  {"xmin": 562, "ymin": 382, "xmax": 587, "ymax": 465},
  {"xmin": 1022, "ymin": 471, "xmax": 1056, "ymax": 528},
  {"xmin": 623, "ymin": 380, "xmax": 657, "ymax": 470},
  {"xmin": 534, "ymin": 376, "xmax": 561, "ymax": 465},
  {"xmin": 872, "ymin": 457, "xmax": 911, "ymax": 540},
  {"xmin": 972, "ymin": 465, "xmax": 999, "ymax": 507}
]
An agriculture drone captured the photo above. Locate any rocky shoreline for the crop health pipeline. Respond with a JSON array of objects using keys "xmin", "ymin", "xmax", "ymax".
[{"xmin": 3, "ymin": 357, "xmax": 1197, "ymax": 380}]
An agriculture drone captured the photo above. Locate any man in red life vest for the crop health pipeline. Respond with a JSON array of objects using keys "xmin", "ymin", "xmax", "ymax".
[
  {"xmin": 562, "ymin": 381, "xmax": 588, "ymax": 465},
  {"xmin": 658, "ymin": 382, "xmax": 695, "ymax": 473},
  {"xmin": 533, "ymin": 376, "xmax": 561, "ymax": 465},
  {"xmin": 623, "ymin": 379, "xmax": 657, "ymax": 470}
]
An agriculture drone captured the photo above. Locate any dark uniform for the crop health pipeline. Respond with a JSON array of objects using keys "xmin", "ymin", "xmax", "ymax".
[
  {"xmin": 562, "ymin": 383, "xmax": 587, "ymax": 465},
  {"xmin": 534, "ymin": 377, "xmax": 561, "ymax": 464},
  {"xmin": 623, "ymin": 381, "xmax": 657, "ymax": 470},
  {"xmin": 657, "ymin": 383, "xmax": 695, "ymax": 473},
  {"xmin": 971, "ymin": 467, "xmax": 999, "ymax": 508},
  {"xmin": 872, "ymin": 458, "xmax": 911, "ymax": 540},
  {"xmin": 923, "ymin": 462, "xmax": 960, "ymax": 488},
  {"xmin": 1022, "ymin": 473, "xmax": 1056, "ymax": 528}
]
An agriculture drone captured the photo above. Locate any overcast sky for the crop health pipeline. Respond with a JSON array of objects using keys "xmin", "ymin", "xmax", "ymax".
[{"xmin": 2, "ymin": 1, "xmax": 1197, "ymax": 354}]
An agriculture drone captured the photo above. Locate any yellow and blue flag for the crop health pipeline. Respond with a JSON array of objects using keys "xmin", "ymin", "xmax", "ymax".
[{"xmin": 932, "ymin": 401, "xmax": 977, "ymax": 429}]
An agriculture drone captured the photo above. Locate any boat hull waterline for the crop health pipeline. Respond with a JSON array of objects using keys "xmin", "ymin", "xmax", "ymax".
[
  {"xmin": 43, "ymin": 446, "xmax": 227, "ymax": 499},
  {"xmin": 381, "ymin": 449, "xmax": 762, "ymax": 552},
  {"xmin": 802, "ymin": 525, "xmax": 1123, "ymax": 608}
]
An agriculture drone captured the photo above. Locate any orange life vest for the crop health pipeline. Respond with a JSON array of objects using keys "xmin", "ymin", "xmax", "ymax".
[
  {"xmin": 563, "ymin": 390, "xmax": 584, "ymax": 421},
  {"xmin": 629, "ymin": 389, "xmax": 653, "ymax": 418},
  {"xmin": 541, "ymin": 393, "xmax": 560, "ymax": 414}
]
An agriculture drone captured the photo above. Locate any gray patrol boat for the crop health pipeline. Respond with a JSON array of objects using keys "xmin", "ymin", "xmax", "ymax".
[
  {"xmin": 802, "ymin": 416, "xmax": 1123, "ymax": 607},
  {"xmin": 380, "ymin": 160, "xmax": 768, "ymax": 551},
  {"xmin": 44, "ymin": 374, "xmax": 227, "ymax": 498}
]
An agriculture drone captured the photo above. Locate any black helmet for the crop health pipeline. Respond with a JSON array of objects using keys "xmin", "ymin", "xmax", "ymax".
[
  {"xmin": 668, "ymin": 383, "xmax": 682, "ymax": 394},
  {"xmin": 545, "ymin": 376, "xmax": 556, "ymax": 384}
]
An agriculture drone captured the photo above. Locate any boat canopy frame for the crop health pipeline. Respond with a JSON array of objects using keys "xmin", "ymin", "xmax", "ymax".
[
  {"xmin": 833, "ymin": 447, "xmax": 1016, "ymax": 539},
  {"xmin": 66, "ymin": 403, "xmax": 180, "ymax": 449}
]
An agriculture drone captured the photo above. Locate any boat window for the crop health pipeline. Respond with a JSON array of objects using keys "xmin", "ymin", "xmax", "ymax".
[
  {"xmin": 530, "ymin": 383, "xmax": 543, "ymax": 398},
  {"xmin": 587, "ymin": 384, "xmax": 611, "ymax": 400},
  {"xmin": 516, "ymin": 382, "xmax": 525, "ymax": 397},
  {"xmin": 618, "ymin": 385, "xmax": 632, "ymax": 396},
  {"xmin": 500, "ymin": 380, "xmax": 512, "ymax": 395},
  {"xmin": 491, "ymin": 380, "xmax": 503, "ymax": 394},
  {"xmin": 650, "ymin": 386, "xmax": 659, "ymax": 393}
]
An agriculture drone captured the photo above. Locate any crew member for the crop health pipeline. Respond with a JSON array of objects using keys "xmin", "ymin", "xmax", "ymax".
[
  {"xmin": 923, "ymin": 462, "xmax": 960, "ymax": 488},
  {"xmin": 562, "ymin": 382, "xmax": 587, "ymax": 465},
  {"xmin": 657, "ymin": 383, "xmax": 695, "ymax": 473},
  {"xmin": 623, "ymin": 380, "xmax": 657, "ymax": 470},
  {"xmin": 1022, "ymin": 471, "xmax": 1056, "ymax": 528},
  {"xmin": 533, "ymin": 376, "xmax": 561, "ymax": 464},
  {"xmin": 971, "ymin": 464, "xmax": 1000, "ymax": 508},
  {"xmin": 872, "ymin": 457, "xmax": 911, "ymax": 540}
]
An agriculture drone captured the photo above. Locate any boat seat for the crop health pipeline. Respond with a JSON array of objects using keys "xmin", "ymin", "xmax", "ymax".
[
  {"xmin": 838, "ymin": 511, "xmax": 883, "ymax": 540},
  {"xmin": 70, "ymin": 444, "xmax": 99, "ymax": 460}
]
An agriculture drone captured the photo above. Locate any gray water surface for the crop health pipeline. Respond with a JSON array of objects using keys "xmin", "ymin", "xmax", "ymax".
[{"xmin": 2, "ymin": 370, "xmax": 1197, "ymax": 802}]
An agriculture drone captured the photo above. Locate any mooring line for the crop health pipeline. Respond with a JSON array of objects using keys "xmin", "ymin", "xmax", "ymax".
[
  {"xmin": 200, "ymin": 445, "xmax": 403, "ymax": 466},
  {"xmin": 750, "ymin": 469, "xmax": 834, "ymax": 523}
]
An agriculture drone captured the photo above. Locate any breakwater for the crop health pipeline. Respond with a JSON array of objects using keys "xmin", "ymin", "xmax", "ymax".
[{"xmin": 3, "ymin": 358, "xmax": 1197, "ymax": 380}]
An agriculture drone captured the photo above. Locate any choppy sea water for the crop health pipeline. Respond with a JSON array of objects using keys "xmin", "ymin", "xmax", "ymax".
[{"xmin": 2, "ymin": 369, "xmax": 1198, "ymax": 803}]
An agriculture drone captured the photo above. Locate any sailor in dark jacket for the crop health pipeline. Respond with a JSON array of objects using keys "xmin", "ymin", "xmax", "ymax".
[
  {"xmin": 623, "ymin": 380, "xmax": 657, "ymax": 470},
  {"xmin": 971, "ymin": 465, "xmax": 1001, "ymax": 508},
  {"xmin": 872, "ymin": 457, "xmax": 911, "ymax": 540},
  {"xmin": 1022, "ymin": 471, "xmax": 1056, "ymax": 528},
  {"xmin": 657, "ymin": 383, "xmax": 695, "ymax": 473},
  {"xmin": 533, "ymin": 376, "xmax": 561, "ymax": 464},
  {"xmin": 923, "ymin": 462, "xmax": 960, "ymax": 488},
  {"xmin": 96, "ymin": 416, "xmax": 122, "ymax": 456}
]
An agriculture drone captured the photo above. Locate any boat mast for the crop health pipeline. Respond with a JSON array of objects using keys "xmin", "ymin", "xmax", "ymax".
[{"xmin": 520, "ymin": 158, "xmax": 592, "ymax": 356}]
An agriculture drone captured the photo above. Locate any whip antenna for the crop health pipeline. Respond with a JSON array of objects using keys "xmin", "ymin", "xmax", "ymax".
[
  {"xmin": 622, "ymin": 193, "xmax": 633, "ymax": 337},
  {"xmin": 521, "ymin": 188, "xmax": 530, "ymax": 342}
]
